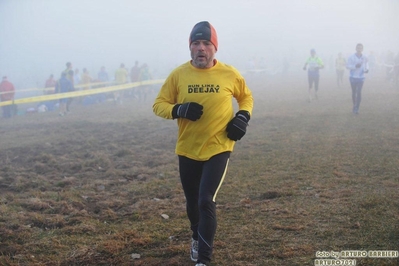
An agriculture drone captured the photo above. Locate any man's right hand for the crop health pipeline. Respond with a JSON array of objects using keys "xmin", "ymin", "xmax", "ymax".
[{"xmin": 172, "ymin": 102, "xmax": 203, "ymax": 121}]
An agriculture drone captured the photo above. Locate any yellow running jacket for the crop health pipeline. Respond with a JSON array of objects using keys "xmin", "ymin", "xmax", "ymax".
[{"xmin": 153, "ymin": 60, "xmax": 253, "ymax": 161}]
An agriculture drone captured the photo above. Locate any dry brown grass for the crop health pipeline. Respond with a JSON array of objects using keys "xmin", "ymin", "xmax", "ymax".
[{"xmin": 0, "ymin": 74, "xmax": 398, "ymax": 265}]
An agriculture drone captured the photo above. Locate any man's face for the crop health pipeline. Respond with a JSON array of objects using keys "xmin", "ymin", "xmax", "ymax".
[
  {"xmin": 356, "ymin": 45, "xmax": 363, "ymax": 54},
  {"xmin": 190, "ymin": 40, "xmax": 217, "ymax": 69}
]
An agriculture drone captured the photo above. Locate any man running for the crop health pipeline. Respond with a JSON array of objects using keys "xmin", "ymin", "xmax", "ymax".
[
  {"xmin": 153, "ymin": 21, "xmax": 254, "ymax": 266},
  {"xmin": 303, "ymin": 49, "xmax": 324, "ymax": 101},
  {"xmin": 346, "ymin": 43, "xmax": 368, "ymax": 114}
]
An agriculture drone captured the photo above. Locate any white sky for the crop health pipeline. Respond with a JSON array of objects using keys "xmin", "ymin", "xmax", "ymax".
[{"xmin": 1, "ymin": 0, "xmax": 399, "ymax": 88}]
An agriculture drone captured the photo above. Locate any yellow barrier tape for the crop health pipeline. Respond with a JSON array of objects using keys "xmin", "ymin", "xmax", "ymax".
[
  {"xmin": 74, "ymin": 81, "xmax": 111, "ymax": 89},
  {"xmin": 0, "ymin": 79, "xmax": 164, "ymax": 107},
  {"xmin": 0, "ymin": 81, "xmax": 112, "ymax": 95}
]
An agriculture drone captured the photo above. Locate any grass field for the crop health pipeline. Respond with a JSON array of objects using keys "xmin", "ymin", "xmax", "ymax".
[{"xmin": 0, "ymin": 73, "xmax": 398, "ymax": 265}]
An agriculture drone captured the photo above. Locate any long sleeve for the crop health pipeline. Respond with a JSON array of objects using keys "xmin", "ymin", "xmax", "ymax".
[
  {"xmin": 233, "ymin": 75, "xmax": 253, "ymax": 116},
  {"xmin": 347, "ymin": 54, "xmax": 368, "ymax": 79},
  {"xmin": 152, "ymin": 61, "xmax": 254, "ymax": 161},
  {"xmin": 346, "ymin": 55, "xmax": 357, "ymax": 70},
  {"xmin": 153, "ymin": 74, "xmax": 178, "ymax": 119}
]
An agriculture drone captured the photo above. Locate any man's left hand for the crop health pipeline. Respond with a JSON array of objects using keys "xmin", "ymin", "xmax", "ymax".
[{"xmin": 226, "ymin": 110, "xmax": 250, "ymax": 141}]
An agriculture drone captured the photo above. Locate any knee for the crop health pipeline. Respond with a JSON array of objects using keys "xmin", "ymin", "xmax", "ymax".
[{"xmin": 198, "ymin": 196, "xmax": 215, "ymax": 210}]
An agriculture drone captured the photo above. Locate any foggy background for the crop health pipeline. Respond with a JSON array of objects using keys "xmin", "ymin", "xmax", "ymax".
[{"xmin": 1, "ymin": 0, "xmax": 399, "ymax": 91}]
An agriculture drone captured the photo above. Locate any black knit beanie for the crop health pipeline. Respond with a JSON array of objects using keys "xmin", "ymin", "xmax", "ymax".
[{"xmin": 189, "ymin": 21, "xmax": 218, "ymax": 50}]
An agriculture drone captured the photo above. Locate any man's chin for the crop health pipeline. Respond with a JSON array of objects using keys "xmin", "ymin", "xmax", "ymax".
[{"xmin": 193, "ymin": 60, "xmax": 208, "ymax": 68}]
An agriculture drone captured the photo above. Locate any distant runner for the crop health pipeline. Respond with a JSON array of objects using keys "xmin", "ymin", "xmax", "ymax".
[
  {"xmin": 346, "ymin": 43, "xmax": 368, "ymax": 114},
  {"xmin": 303, "ymin": 49, "xmax": 324, "ymax": 102}
]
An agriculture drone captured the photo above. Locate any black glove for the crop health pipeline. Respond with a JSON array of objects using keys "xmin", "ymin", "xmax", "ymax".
[
  {"xmin": 172, "ymin": 102, "xmax": 203, "ymax": 121},
  {"xmin": 226, "ymin": 110, "xmax": 250, "ymax": 141}
]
